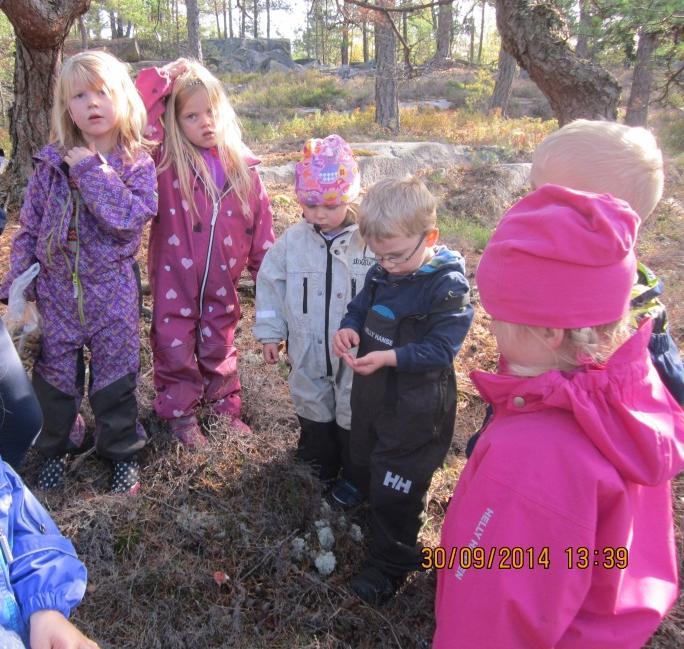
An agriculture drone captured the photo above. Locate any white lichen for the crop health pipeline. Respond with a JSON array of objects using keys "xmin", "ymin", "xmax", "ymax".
[
  {"xmin": 314, "ymin": 550, "xmax": 337, "ymax": 576},
  {"xmin": 290, "ymin": 537, "xmax": 307, "ymax": 561},
  {"xmin": 349, "ymin": 523, "xmax": 363, "ymax": 543},
  {"xmin": 319, "ymin": 499, "xmax": 332, "ymax": 517},
  {"xmin": 317, "ymin": 525, "xmax": 335, "ymax": 550}
]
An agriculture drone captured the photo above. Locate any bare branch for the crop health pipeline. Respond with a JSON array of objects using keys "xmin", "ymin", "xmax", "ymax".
[{"xmin": 344, "ymin": 0, "xmax": 454, "ymax": 14}]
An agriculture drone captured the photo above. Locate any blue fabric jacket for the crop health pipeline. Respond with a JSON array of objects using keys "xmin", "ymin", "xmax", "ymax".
[
  {"xmin": 631, "ymin": 263, "xmax": 684, "ymax": 406},
  {"xmin": 340, "ymin": 246, "xmax": 474, "ymax": 371},
  {"xmin": 0, "ymin": 461, "xmax": 86, "ymax": 642}
]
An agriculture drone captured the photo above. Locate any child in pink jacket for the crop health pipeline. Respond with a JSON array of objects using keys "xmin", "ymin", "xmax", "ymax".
[
  {"xmin": 136, "ymin": 59, "xmax": 274, "ymax": 446},
  {"xmin": 433, "ymin": 185, "xmax": 684, "ymax": 648}
]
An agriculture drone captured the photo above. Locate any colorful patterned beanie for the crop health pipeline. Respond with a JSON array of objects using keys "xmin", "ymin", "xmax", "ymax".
[{"xmin": 295, "ymin": 134, "xmax": 360, "ymax": 206}]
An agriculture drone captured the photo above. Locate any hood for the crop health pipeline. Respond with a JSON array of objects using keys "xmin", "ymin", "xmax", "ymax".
[
  {"xmin": 471, "ymin": 320, "xmax": 684, "ymax": 486},
  {"xmin": 372, "ymin": 245, "xmax": 466, "ymax": 285},
  {"xmin": 417, "ymin": 245, "xmax": 465, "ymax": 275}
]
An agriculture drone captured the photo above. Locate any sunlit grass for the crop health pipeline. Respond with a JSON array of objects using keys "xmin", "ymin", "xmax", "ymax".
[
  {"xmin": 242, "ymin": 106, "xmax": 556, "ymax": 158},
  {"xmin": 228, "ymin": 69, "xmax": 349, "ymax": 112}
]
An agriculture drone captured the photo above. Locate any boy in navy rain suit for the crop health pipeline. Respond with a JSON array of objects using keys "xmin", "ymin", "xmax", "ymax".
[{"xmin": 333, "ymin": 176, "xmax": 474, "ymax": 605}]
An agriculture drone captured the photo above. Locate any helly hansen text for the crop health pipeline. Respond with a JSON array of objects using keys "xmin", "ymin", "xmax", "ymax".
[{"xmin": 383, "ymin": 471, "xmax": 412, "ymax": 494}]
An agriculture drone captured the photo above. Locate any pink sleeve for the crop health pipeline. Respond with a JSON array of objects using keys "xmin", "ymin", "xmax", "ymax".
[
  {"xmin": 135, "ymin": 66, "xmax": 173, "ymax": 145},
  {"xmin": 246, "ymin": 170, "xmax": 275, "ymax": 282},
  {"xmin": 433, "ymin": 462, "xmax": 594, "ymax": 648}
]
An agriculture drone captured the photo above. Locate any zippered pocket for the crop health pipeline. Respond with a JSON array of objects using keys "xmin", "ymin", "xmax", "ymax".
[{"xmin": 302, "ymin": 277, "xmax": 308, "ymax": 314}]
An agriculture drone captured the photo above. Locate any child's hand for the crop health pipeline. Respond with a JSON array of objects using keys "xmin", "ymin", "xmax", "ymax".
[
  {"xmin": 64, "ymin": 143, "xmax": 97, "ymax": 168},
  {"xmin": 30, "ymin": 610, "xmax": 99, "ymax": 649},
  {"xmin": 333, "ymin": 328, "xmax": 360, "ymax": 357},
  {"xmin": 164, "ymin": 58, "xmax": 191, "ymax": 79},
  {"xmin": 262, "ymin": 343, "xmax": 281, "ymax": 364},
  {"xmin": 343, "ymin": 350, "xmax": 397, "ymax": 376}
]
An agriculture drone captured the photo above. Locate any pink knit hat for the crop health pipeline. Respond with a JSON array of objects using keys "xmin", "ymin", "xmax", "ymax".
[
  {"xmin": 295, "ymin": 134, "xmax": 360, "ymax": 206},
  {"xmin": 476, "ymin": 184, "xmax": 640, "ymax": 328}
]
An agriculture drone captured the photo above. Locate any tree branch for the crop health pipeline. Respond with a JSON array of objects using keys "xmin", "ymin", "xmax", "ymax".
[{"xmin": 344, "ymin": 0, "xmax": 454, "ymax": 14}]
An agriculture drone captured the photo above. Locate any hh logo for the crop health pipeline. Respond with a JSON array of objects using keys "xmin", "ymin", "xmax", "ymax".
[{"xmin": 383, "ymin": 471, "xmax": 412, "ymax": 494}]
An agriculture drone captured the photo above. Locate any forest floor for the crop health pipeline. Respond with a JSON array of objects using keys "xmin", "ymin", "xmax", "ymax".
[{"xmin": 0, "ymin": 65, "xmax": 682, "ymax": 648}]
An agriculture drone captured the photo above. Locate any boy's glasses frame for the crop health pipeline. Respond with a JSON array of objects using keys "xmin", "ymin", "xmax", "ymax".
[{"xmin": 373, "ymin": 233, "xmax": 426, "ymax": 264}]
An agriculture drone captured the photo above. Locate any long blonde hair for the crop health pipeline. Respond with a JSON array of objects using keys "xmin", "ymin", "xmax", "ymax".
[
  {"xmin": 157, "ymin": 61, "xmax": 253, "ymax": 219},
  {"xmin": 496, "ymin": 318, "xmax": 630, "ymax": 377},
  {"xmin": 51, "ymin": 50, "xmax": 148, "ymax": 159}
]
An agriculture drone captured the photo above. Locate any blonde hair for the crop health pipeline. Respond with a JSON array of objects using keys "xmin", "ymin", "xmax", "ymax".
[
  {"xmin": 359, "ymin": 175, "xmax": 436, "ymax": 240},
  {"xmin": 157, "ymin": 61, "xmax": 253, "ymax": 220},
  {"xmin": 531, "ymin": 119, "xmax": 664, "ymax": 219},
  {"xmin": 496, "ymin": 318, "xmax": 629, "ymax": 377},
  {"xmin": 51, "ymin": 50, "xmax": 148, "ymax": 159}
]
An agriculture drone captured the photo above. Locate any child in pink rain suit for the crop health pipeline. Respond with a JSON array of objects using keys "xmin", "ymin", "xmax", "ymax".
[
  {"xmin": 136, "ymin": 59, "xmax": 274, "ymax": 446},
  {"xmin": 433, "ymin": 184, "xmax": 684, "ymax": 648}
]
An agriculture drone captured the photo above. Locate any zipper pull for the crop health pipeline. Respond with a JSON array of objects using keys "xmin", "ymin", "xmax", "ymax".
[
  {"xmin": 72, "ymin": 272, "xmax": 79, "ymax": 298},
  {"xmin": 211, "ymin": 201, "xmax": 219, "ymax": 226}
]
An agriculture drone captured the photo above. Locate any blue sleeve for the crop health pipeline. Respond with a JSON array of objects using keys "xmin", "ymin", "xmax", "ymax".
[
  {"xmin": 649, "ymin": 329, "xmax": 684, "ymax": 406},
  {"xmin": 340, "ymin": 267, "xmax": 376, "ymax": 333},
  {"xmin": 4, "ymin": 465, "xmax": 87, "ymax": 625},
  {"xmin": 395, "ymin": 270, "xmax": 474, "ymax": 371},
  {"xmin": 0, "ymin": 320, "xmax": 43, "ymax": 470}
]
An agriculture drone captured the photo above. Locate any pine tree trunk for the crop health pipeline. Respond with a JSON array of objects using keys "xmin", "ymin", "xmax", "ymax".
[
  {"xmin": 213, "ymin": 0, "xmax": 221, "ymax": 38},
  {"xmin": 495, "ymin": 0, "xmax": 620, "ymax": 125},
  {"xmin": 434, "ymin": 0, "xmax": 452, "ymax": 61},
  {"xmin": 341, "ymin": 22, "xmax": 349, "ymax": 65},
  {"xmin": 240, "ymin": 1, "xmax": 246, "ymax": 38},
  {"xmin": 489, "ymin": 45, "xmax": 516, "ymax": 115},
  {"xmin": 477, "ymin": 0, "xmax": 485, "ymax": 63},
  {"xmin": 0, "ymin": 0, "xmax": 91, "ymax": 209},
  {"xmin": 79, "ymin": 15, "xmax": 88, "ymax": 49},
  {"xmin": 375, "ymin": 13, "xmax": 399, "ymax": 132},
  {"xmin": 175, "ymin": 0, "xmax": 180, "ymax": 50},
  {"xmin": 625, "ymin": 30, "xmax": 658, "ymax": 127},
  {"xmin": 362, "ymin": 21, "xmax": 369, "ymax": 63},
  {"xmin": 186, "ymin": 0, "xmax": 203, "ymax": 62},
  {"xmin": 252, "ymin": 0, "xmax": 258, "ymax": 38},
  {"xmin": 575, "ymin": 0, "xmax": 591, "ymax": 59},
  {"xmin": 266, "ymin": 0, "xmax": 270, "ymax": 40},
  {"xmin": 402, "ymin": 11, "xmax": 409, "ymax": 67}
]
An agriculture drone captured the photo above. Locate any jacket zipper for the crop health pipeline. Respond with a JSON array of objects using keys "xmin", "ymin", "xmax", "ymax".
[
  {"xmin": 0, "ymin": 529, "xmax": 13, "ymax": 563},
  {"xmin": 302, "ymin": 277, "xmax": 308, "ymax": 314},
  {"xmin": 198, "ymin": 198, "xmax": 220, "ymax": 340}
]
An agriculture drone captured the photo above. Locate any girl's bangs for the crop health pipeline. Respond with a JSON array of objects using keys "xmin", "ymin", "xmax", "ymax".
[{"xmin": 65, "ymin": 61, "xmax": 109, "ymax": 97}]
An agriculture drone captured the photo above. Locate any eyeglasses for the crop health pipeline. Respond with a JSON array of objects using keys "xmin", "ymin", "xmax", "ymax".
[{"xmin": 373, "ymin": 234, "xmax": 426, "ymax": 265}]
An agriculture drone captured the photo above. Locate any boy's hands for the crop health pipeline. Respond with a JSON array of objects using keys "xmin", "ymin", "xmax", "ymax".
[
  {"xmin": 163, "ymin": 58, "xmax": 190, "ymax": 79},
  {"xmin": 262, "ymin": 342, "xmax": 281, "ymax": 364},
  {"xmin": 30, "ymin": 610, "xmax": 100, "ymax": 649},
  {"xmin": 64, "ymin": 142, "xmax": 97, "ymax": 168},
  {"xmin": 333, "ymin": 328, "xmax": 360, "ymax": 357},
  {"xmin": 343, "ymin": 349, "xmax": 397, "ymax": 376},
  {"xmin": 334, "ymin": 329, "xmax": 397, "ymax": 375}
]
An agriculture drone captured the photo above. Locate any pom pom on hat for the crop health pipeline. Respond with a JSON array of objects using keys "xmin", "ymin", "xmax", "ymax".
[
  {"xmin": 476, "ymin": 184, "xmax": 640, "ymax": 329},
  {"xmin": 295, "ymin": 134, "xmax": 360, "ymax": 206}
]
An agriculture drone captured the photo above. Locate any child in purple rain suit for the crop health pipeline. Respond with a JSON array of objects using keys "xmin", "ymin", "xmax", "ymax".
[
  {"xmin": 0, "ymin": 51, "xmax": 158, "ymax": 493},
  {"xmin": 135, "ymin": 59, "xmax": 274, "ymax": 447}
]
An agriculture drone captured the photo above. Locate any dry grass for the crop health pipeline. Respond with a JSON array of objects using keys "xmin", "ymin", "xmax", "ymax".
[{"xmin": 0, "ymin": 124, "xmax": 682, "ymax": 648}]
